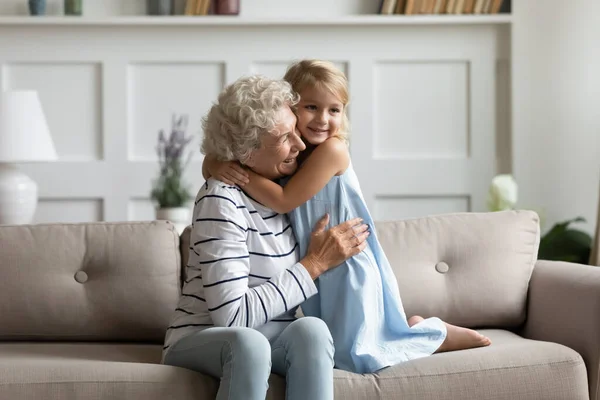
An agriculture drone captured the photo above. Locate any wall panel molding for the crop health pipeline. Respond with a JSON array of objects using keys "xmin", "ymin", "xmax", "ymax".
[{"xmin": 0, "ymin": 23, "xmax": 509, "ymax": 223}]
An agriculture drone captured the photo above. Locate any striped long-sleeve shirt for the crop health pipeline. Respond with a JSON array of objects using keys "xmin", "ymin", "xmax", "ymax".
[{"xmin": 161, "ymin": 178, "xmax": 318, "ymax": 362}]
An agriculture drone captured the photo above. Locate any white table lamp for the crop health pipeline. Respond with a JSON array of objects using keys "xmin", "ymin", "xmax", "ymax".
[{"xmin": 0, "ymin": 91, "xmax": 57, "ymax": 225}]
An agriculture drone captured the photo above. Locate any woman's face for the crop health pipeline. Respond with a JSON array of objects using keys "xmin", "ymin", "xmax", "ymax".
[{"xmin": 245, "ymin": 105, "xmax": 306, "ymax": 180}]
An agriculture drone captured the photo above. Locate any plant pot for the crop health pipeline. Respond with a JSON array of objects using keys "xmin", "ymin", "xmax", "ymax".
[
  {"xmin": 156, "ymin": 207, "xmax": 189, "ymax": 234},
  {"xmin": 28, "ymin": 0, "xmax": 46, "ymax": 15},
  {"xmin": 147, "ymin": 0, "xmax": 173, "ymax": 15}
]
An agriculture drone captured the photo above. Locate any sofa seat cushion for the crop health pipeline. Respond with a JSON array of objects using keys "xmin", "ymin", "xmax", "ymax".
[
  {"xmin": 269, "ymin": 330, "xmax": 587, "ymax": 400},
  {"xmin": 0, "ymin": 343, "xmax": 216, "ymax": 400},
  {"xmin": 0, "ymin": 330, "xmax": 587, "ymax": 400}
]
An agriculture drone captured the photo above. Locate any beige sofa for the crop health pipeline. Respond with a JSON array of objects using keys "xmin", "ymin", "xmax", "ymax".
[{"xmin": 0, "ymin": 210, "xmax": 597, "ymax": 400}]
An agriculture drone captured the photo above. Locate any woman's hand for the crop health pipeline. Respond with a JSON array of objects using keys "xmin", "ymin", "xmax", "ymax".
[
  {"xmin": 300, "ymin": 214, "xmax": 370, "ymax": 280},
  {"xmin": 209, "ymin": 160, "xmax": 249, "ymax": 187}
]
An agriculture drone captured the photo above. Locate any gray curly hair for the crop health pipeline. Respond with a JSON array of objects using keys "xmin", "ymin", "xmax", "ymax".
[{"xmin": 201, "ymin": 75, "xmax": 300, "ymax": 163}]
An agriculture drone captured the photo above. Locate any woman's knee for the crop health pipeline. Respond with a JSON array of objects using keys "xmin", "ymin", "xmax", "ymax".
[
  {"xmin": 224, "ymin": 328, "xmax": 271, "ymax": 366},
  {"xmin": 289, "ymin": 317, "xmax": 334, "ymax": 354}
]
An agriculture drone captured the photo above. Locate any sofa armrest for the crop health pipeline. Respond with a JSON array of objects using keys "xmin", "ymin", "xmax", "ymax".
[{"xmin": 523, "ymin": 260, "xmax": 600, "ymax": 400}]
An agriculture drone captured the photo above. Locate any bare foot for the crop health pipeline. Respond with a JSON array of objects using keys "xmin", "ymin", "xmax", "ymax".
[{"xmin": 436, "ymin": 322, "xmax": 491, "ymax": 353}]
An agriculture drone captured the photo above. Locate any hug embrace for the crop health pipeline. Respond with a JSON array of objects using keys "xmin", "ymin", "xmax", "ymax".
[{"xmin": 161, "ymin": 59, "xmax": 491, "ymax": 400}]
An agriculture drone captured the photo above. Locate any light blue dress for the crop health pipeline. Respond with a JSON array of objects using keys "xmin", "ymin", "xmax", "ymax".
[{"xmin": 287, "ymin": 163, "xmax": 447, "ymax": 374}]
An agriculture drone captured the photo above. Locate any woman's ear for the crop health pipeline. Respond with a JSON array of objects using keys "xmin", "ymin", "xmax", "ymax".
[{"xmin": 243, "ymin": 152, "xmax": 255, "ymax": 168}]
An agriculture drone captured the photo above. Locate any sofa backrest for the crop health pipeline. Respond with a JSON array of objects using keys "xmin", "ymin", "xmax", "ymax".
[
  {"xmin": 181, "ymin": 210, "xmax": 540, "ymax": 330},
  {"xmin": 0, "ymin": 221, "xmax": 181, "ymax": 342},
  {"xmin": 375, "ymin": 210, "xmax": 540, "ymax": 328}
]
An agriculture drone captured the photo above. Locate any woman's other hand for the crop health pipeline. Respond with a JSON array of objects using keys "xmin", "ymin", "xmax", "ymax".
[
  {"xmin": 301, "ymin": 214, "xmax": 369, "ymax": 280},
  {"xmin": 210, "ymin": 160, "xmax": 249, "ymax": 187}
]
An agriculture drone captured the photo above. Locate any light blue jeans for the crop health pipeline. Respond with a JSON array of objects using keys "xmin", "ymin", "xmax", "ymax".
[{"xmin": 163, "ymin": 317, "xmax": 334, "ymax": 400}]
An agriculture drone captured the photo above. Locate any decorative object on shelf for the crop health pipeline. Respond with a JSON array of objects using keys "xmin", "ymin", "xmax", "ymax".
[
  {"xmin": 173, "ymin": 0, "xmax": 187, "ymax": 15},
  {"xmin": 0, "ymin": 91, "xmax": 58, "ymax": 225},
  {"xmin": 148, "ymin": 0, "xmax": 173, "ymax": 15},
  {"xmin": 28, "ymin": 0, "xmax": 46, "ymax": 16},
  {"xmin": 487, "ymin": 173, "xmax": 593, "ymax": 264},
  {"xmin": 151, "ymin": 114, "xmax": 194, "ymax": 234},
  {"xmin": 64, "ymin": 0, "xmax": 82, "ymax": 16},
  {"xmin": 215, "ymin": 0, "xmax": 239, "ymax": 15}
]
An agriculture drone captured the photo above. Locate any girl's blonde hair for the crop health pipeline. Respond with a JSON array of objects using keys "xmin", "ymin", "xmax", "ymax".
[{"xmin": 283, "ymin": 60, "xmax": 350, "ymax": 141}]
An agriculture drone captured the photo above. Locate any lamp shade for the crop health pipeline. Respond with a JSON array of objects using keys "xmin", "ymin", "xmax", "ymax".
[{"xmin": 0, "ymin": 91, "xmax": 57, "ymax": 162}]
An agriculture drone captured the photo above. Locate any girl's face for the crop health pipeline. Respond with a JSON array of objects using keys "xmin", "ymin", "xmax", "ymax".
[{"xmin": 295, "ymin": 86, "xmax": 344, "ymax": 146}]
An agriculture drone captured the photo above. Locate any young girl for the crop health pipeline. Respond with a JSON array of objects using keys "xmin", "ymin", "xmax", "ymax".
[{"xmin": 204, "ymin": 60, "xmax": 491, "ymax": 373}]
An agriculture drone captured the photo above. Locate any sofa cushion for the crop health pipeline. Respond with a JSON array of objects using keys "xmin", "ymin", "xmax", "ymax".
[
  {"xmin": 375, "ymin": 210, "xmax": 540, "ymax": 328},
  {"xmin": 0, "ymin": 221, "xmax": 181, "ymax": 341},
  {"xmin": 0, "ymin": 331, "xmax": 586, "ymax": 400},
  {"xmin": 0, "ymin": 343, "xmax": 215, "ymax": 400},
  {"xmin": 271, "ymin": 329, "xmax": 587, "ymax": 400}
]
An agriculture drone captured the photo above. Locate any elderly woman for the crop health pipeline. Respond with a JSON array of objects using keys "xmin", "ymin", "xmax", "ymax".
[{"xmin": 161, "ymin": 75, "xmax": 369, "ymax": 400}]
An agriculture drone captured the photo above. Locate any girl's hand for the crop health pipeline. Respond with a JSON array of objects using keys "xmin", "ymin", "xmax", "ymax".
[{"xmin": 210, "ymin": 160, "xmax": 249, "ymax": 187}]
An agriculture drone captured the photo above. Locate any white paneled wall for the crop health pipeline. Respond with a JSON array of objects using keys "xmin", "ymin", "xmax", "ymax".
[
  {"xmin": 127, "ymin": 62, "xmax": 223, "ymax": 162},
  {"xmin": 374, "ymin": 61, "xmax": 469, "ymax": 159},
  {"xmin": 375, "ymin": 196, "xmax": 470, "ymax": 221},
  {"xmin": 0, "ymin": 20, "xmax": 510, "ymax": 224},
  {"xmin": 35, "ymin": 199, "xmax": 103, "ymax": 223},
  {"xmin": 5, "ymin": 62, "xmax": 103, "ymax": 161},
  {"xmin": 512, "ymin": 0, "xmax": 600, "ymax": 234}
]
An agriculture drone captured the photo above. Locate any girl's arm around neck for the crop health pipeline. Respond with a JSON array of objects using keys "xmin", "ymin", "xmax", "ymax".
[
  {"xmin": 202, "ymin": 154, "xmax": 250, "ymax": 187},
  {"xmin": 244, "ymin": 138, "xmax": 350, "ymax": 214}
]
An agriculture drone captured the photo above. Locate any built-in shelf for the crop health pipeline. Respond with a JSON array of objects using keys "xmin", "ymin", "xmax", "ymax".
[{"xmin": 0, "ymin": 15, "xmax": 512, "ymax": 27}]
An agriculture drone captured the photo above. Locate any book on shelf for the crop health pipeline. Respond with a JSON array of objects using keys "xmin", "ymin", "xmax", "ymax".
[
  {"xmin": 379, "ymin": 0, "xmax": 509, "ymax": 14},
  {"xmin": 184, "ymin": 0, "xmax": 211, "ymax": 16}
]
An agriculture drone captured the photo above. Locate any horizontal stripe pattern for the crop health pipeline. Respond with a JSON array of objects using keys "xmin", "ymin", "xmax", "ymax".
[
  {"xmin": 162, "ymin": 178, "xmax": 318, "ymax": 363},
  {"xmin": 250, "ymin": 243, "xmax": 298, "ymax": 258},
  {"xmin": 203, "ymin": 275, "xmax": 248, "ymax": 287}
]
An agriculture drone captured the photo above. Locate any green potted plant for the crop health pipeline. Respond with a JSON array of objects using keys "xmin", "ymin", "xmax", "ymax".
[
  {"xmin": 487, "ymin": 174, "xmax": 593, "ymax": 264},
  {"xmin": 151, "ymin": 114, "xmax": 194, "ymax": 233}
]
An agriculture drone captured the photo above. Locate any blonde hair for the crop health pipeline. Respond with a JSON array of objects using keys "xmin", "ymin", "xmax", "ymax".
[
  {"xmin": 201, "ymin": 75, "xmax": 299, "ymax": 163},
  {"xmin": 283, "ymin": 60, "xmax": 350, "ymax": 141}
]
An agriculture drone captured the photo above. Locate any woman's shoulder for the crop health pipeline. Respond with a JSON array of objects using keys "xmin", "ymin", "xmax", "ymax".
[
  {"xmin": 195, "ymin": 179, "xmax": 276, "ymax": 219},
  {"xmin": 193, "ymin": 178, "xmax": 249, "ymax": 214},
  {"xmin": 198, "ymin": 178, "xmax": 245, "ymax": 199}
]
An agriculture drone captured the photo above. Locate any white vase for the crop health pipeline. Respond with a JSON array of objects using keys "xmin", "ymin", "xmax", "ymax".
[
  {"xmin": 0, "ymin": 164, "xmax": 38, "ymax": 225},
  {"xmin": 156, "ymin": 207, "xmax": 190, "ymax": 234}
]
